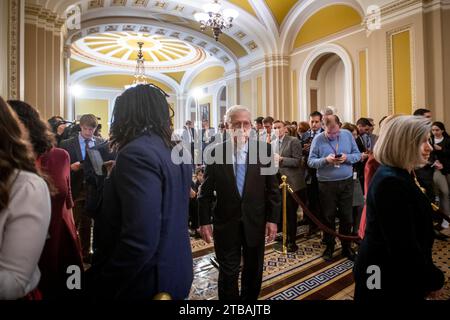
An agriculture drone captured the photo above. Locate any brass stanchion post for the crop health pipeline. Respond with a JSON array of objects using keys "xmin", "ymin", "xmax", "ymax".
[{"xmin": 274, "ymin": 175, "xmax": 288, "ymax": 255}]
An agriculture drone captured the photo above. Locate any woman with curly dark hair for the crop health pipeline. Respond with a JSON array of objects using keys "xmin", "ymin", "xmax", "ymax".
[
  {"xmin": 8, "ymin": 100, "xmax": 83, "ymax": 300},
  {"xmin": 89, "ymin": 84, "xmax": 193, "ymax": 300},
  {"xmin": 0, "ymin": 97, "xmax": 51, "ymax": 299}
]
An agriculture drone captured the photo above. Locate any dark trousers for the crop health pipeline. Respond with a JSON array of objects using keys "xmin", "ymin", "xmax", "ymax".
[
  {"xmin": 306, "ymin": 174, "xmax": 322, "ymax": 227},
  {"xmin": 318, "ymin": 178, "xmax": 354, "ymax": 248},
  {"xmin": 189, "ymin": 199, "xmax": 199, "ymax": 229},
  {"xmin": 352, "ymin": 205, "xmax": 363, "ymax": 235},
  {"xmin": 73, "ymin": 198, "xmax": 92, "ymax": 262},
  {"xmin": 215, "ymin": 224, "xmax": 265, "ymax": 301},
  {"xmin": 279, "ymin": 189, "xmax": 307, "ymax": 244}
]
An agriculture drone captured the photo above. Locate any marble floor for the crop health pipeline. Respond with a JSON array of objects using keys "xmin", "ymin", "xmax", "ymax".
[{"xmin": 189, "ymin": 226, "xmax": 450, "ymax": 300}]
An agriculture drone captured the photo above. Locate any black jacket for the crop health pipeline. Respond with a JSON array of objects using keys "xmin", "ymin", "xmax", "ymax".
[
  {"xmin": 60, "ymin": 135, "xmax": 104, "ymax": 200},
  {"xmin": 198, "ymin": 140, "xmax": 281, "ymax": 248},
  {"xmin": 354, "ymin": 165, "xmax": 444, "ymax": 300},
  {"xmin": 431, "ymin": 135, "xmax": 450, "ymax": 175}
]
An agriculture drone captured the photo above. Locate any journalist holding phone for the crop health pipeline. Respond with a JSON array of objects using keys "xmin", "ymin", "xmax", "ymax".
[{"xmin": 308, "ymin": 115, "xmax": 361, "ymax": 261}]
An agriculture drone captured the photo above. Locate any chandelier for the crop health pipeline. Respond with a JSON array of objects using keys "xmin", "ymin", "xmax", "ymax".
[
  {"xmin": 194, "ymin": 0, "xmax": 239, "ymax": 41},
  {"xmin": 125, "ymin": 41, "xmax": 149, "ymax": 89}
]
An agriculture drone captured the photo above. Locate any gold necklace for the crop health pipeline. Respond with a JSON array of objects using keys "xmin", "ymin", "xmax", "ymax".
[{"xmin": 412, "ymin": 170, "xmax": 439, "ymax": 212}]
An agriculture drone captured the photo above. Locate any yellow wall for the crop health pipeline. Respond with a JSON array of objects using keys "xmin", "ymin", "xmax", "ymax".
[
  {"xmin": 189, "ymin": 66, "xmax": 225, "ymax": 89},
  {"xmin": 79, "ymin": 74, "xmax": 173, "ymax": 93},
  {"xmin": 392, "ymin": 30, "xmax": 412, "ymax": 114},
  {"xmin": 265, "ymin": 0, "xmax": 299, "ymax": 26},
  {"xmin": 294, "ymin": 5, "xmax": 362, "ymax": 49},
  {"xmin": 74, "ymin": 98, "xmax": 109, "ymax": 134},
  {"xmin": 164, "ymin": 71, "xmax": 185, "ymax": 84},
  {"xmin": 241, "ymin": 80, "xmax": 252, "ymax": 111},
  {"xmin": 257, "ymin": 77, "xmax": 263, "ymax": 116},
  {"xmin": 228, "ymin": 0, "xmax": 257, "ymax": 17},
  {"xmin": 359, "ymin": 50, "xmax": 368, "ymax": 117},
  {"xmin": 70, "ymin": 59, "xmax": 94, "ymax": 74}
]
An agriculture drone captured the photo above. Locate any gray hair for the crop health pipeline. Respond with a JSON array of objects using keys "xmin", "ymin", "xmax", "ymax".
[
  {"xmin": 373, "ymin": 115, "xmax": 431, "ymax": 170},
  {"xmin": 225, "ymin": 105, "xmax": 251, "ymax": 124}
]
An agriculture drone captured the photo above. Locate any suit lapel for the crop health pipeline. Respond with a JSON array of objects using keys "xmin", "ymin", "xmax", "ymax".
[
  {"xmin": 74, "ymin": 137, "xmax": 83, "ymax": 162},
  {"xmin": 280, "ymin": 136, "xmax": 289, "ymax": 156}
]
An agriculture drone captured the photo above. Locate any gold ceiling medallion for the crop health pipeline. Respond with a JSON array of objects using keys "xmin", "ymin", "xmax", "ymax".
[{"xmin": 194, "ymin": 0, "xmax": 239, "ymax": 41}]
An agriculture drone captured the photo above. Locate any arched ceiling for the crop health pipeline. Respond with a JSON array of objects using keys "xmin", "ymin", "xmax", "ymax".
[
  {"xmin": 30, "ymin": 0, "xmax": 400, "ymax": 64},
  {"xmin": 32, "ymin": 0, "xmax": 398, "ymax": 58}
]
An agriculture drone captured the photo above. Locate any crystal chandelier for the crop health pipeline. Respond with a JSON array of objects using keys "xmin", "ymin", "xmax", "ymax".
[
  {"xmin": 125, "ymin": 41, "xmax": 149, "ymax": 89},
  {"xmin": 194, "ymin": 0, "xmax": 239, "ymax": 41}
]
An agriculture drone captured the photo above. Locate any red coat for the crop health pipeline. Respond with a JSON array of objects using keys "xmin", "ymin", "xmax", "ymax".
[
  {"xmin": 36, "ymin": 147, "xmax": 83, "ymax": 298},
  {"xmin": 358, "ymin": 154, "xmax": 381, "ymax": 239}
]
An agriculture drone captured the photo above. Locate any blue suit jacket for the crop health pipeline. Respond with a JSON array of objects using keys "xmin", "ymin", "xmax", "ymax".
[{"xmin": 89, "ymin": 133, "xmax": 193, "ymax": 300}]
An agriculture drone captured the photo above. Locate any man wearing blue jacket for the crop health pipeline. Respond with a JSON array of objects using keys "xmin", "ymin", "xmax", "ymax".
[{"xmin": 308, "ymin": 115, "xmax": 361, "ymax": 261}]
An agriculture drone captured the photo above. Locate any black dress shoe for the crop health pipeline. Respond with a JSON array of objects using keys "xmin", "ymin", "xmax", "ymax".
[
  {"xmin": 322, "ymin": 245, "xmax": 334, "ymax": 261},
  {"xmin": 434, "ymin": 229, "xmax": 449, "ymax": 240},
  {"xmin": 287, "ymin": 243, "xmax": 298, "ymax": 252},
  {"xmin": 342, "ymin": 247, "xmax": 356, "ymax": 261}
]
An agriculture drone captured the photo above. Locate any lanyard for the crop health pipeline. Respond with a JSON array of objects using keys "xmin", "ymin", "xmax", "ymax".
[{"xmin": 325, "ymin": 134, "xmax": 339, "ymax": 155}]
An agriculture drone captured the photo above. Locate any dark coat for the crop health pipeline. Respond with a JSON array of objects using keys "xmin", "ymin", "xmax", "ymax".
[
  {"xmin": 36, "ymin": 148, "xmax": 83, "ymax": 299},
  {"xmin": 278, "ymin": 135, "xmax": 306, "ymax": 191},
  {"xmin": 198, "ymin": 139, "xmax": 281, "ymax": 248},
  {"xmin": 354, "ymin": 165, "xmax": 444, "ymax": 300},
  {"xmin": 60, "ymin": 135, "xmax": 104, "ymax": 200},
  {"xmin": 88, "ymin": 133, "xmax": 193, "ymax": 300},
  {"xmin": 431, "ymin": 135, "xmax": 450, "ymax": 175}
]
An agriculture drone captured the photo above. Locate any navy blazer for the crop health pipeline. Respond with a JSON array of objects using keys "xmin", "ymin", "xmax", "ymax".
[
  {"xmin": 60, "ymin": 135, "xmax": 104, "ymax": 200},
  {"xmin": 89, "ymin": 133, "xmax": 193, "ymax": 300},
  {"xmin": 353, "ymin": 165, "xmax": 444, "ymax": 300}
]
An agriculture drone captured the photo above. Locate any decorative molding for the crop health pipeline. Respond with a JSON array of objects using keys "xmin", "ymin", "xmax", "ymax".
[
  {"xmin": 386, "ymin": 25, "xmax": 414, "ymax": 114},
  {"xmin": 88, "ymin": 0, "xmax": 105, "ymax": 10},
  {"xmin": 132, "ymin": 0, "xmax": 150, "ymax": 8},
  {"xmin": 246, "ymin": 40, "xmax": 258, "ymax": 51},
  {"xmin": 65, "ymin": 21, "xmax": 238, "ymax": 71},
  {"xmin": 111, "ymin": 0, "xmax": 128, "ymax": 7},
  {"xmin": 380, "ymin": 0, "xmax": 422, "ymax": 17},
  {"xmin": 25, "ymin": 3, "xmax": 64, "ymax": 34},
  {"xmin": 299, "ymin": 43, "xmax": 354, "ymax": 122},
  {"xmin": 9, "ymin": 0, "xmax": 20, "ymax": 99}
]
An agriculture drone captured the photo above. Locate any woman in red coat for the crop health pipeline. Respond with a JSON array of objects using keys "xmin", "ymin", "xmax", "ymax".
[{"xmin": 9, "ymin": 100, "xmax": 83, "ymax": 299}]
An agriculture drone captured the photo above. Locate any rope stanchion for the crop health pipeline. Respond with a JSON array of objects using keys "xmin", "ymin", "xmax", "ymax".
[
  {"xmin": 273, "ymin": 176, "xmax": 288, "ymax": 254},
  {"xmin": 283, "ymin": 177, "xmax": 361, "ymax": 242}
]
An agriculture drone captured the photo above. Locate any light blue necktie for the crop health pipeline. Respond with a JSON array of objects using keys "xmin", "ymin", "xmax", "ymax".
[
  {"xmin": 235, "ymin": 150, "xmax": 246, "ymax": 197},
  {"xmin": 365, "ymin": 134, "xmax": 371, "ymax": 150}
]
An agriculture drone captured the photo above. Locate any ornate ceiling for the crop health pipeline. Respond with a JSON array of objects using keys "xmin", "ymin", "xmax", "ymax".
[
  {"xmin": 71, "ymin": 31, "xmax": 207, "ymax": 71},
  {"xmin": 25, "ymin": 0, "xmax": 401, "ymax": 85}
]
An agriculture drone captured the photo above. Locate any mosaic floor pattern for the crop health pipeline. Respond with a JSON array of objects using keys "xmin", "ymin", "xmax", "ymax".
[{"xmin": 189, "ymin": 226, "xmax": 450, "ymax": 300}]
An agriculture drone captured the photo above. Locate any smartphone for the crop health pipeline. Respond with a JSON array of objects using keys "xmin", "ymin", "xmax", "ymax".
[{"xmin": 335, "ymin": 154, "xmax": 342, "ymax": 158}]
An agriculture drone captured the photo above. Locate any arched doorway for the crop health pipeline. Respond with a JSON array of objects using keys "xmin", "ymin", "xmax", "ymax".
[
  {"xmin": 300, "ymin": 44, "xmax": 354, "ymax": 122},
  {"xmin": 308, "ymin": 53, "xmax": 345, "ymax": 116}
]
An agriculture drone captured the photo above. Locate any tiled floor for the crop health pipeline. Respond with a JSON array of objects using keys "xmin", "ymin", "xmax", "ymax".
[{"xmin": 189, "ymin": 226, "xmax": 450, "ymax": 300}]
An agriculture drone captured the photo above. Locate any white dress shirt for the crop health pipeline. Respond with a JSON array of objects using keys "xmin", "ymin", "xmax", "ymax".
[{"xmin": 0, "ymin": 170, "xmax": 51, "ymax": 299}]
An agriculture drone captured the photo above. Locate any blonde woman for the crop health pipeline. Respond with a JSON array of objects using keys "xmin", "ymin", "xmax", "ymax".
[{"xmin": 354, "ymin": 115, "xmax": 445, "ymax": 300}]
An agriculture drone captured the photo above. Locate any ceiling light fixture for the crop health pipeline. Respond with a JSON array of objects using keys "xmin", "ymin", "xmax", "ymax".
[
  {"xmin": 194, "ymin": 0, "xmax": 239, "ymax": 41},
  {"xmin": 125, "ymin": 41, "xmax": 149, "ymax": 89}
]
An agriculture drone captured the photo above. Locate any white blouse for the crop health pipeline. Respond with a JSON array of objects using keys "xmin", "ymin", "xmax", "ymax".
[{"xmin": 0, "ymin": 170, "xmax": 51, "ymax": 300}]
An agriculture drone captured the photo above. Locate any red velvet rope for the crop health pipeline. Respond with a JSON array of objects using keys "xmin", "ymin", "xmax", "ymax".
[{"xmin": 287, "ymin": 187, "xmax": 361, "ymax": 242}]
